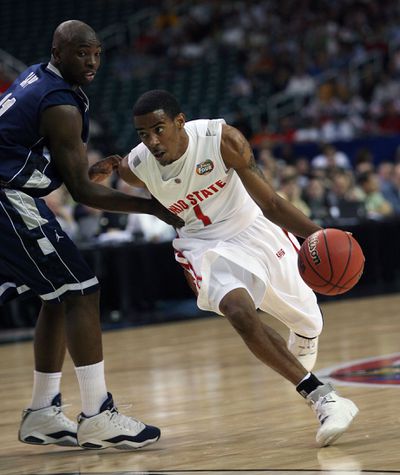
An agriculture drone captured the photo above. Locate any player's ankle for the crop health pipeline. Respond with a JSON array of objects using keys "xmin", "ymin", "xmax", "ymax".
[{"xmin": 296, "ymin": 372, "xmax": 324, "ymax": 398}]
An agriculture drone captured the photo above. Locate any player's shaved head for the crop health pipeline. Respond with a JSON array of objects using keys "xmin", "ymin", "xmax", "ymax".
[
  {"xmin": 52, "ymin": 20, "xmax": 98, "ymax": 50},
  {"xmin": 50, "ymin": 20, "xmax": 101, "ymax": 87}
]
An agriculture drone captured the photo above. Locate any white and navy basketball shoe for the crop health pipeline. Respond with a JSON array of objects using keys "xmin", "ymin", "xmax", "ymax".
[
  {"xmin": 19, "ymin": 393, "xmax": 77, "ymax": 446},
  {"xmin": 288, "ymin": 330, "xmax": 319, "ymax": 371},
  {"xmin": 307, "ymin": 383, "xmax": 359, "ymax": 447},
  {"xmin": 77, "ymin": 393, "xmax": 161, "ymax": 450}
]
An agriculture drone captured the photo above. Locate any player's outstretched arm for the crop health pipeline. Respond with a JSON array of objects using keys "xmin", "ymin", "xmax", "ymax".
[
  {"xmin": 220, "ymin": 124, "xmax": 321, "ymax": 239},
  {"xmin": 88, "ymin": 151, "xmax": 184, "ymax": 227},
  {"xmin": 42, "ymin": 105, "xmax": 184, "ymax": 228},
  {"xmin": 88, "ymin": 154, "xmax": 145, "ymax": 187}
]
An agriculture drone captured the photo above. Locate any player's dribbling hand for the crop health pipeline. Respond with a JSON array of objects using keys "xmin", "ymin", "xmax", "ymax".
[{"xmin": 88, "ymin": 155, "xmax": 122, "ymax": 183}]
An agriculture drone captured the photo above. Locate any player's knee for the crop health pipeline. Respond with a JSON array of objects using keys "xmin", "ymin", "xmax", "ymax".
[{"xmin": 220, "ymin": 300, "xmax": 258, "ymax": 336}]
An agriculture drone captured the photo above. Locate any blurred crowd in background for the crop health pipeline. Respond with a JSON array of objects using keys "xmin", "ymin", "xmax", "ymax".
[
  {"xmin": 110, "ymin": 0, "xmax": 400, "ymax": 141},
  {"xmin": 2, "ymin": 0, "xmax": 400, "ymax": 246}
]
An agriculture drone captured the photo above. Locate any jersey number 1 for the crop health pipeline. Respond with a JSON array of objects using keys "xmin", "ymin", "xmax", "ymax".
[{"xmin": 193, "ymin": 204, "xmax": 211, "ymax": 226}]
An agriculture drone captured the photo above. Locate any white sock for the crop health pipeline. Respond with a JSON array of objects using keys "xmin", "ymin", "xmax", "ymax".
[
  {"xmin": 30, "ymin": 370, "xmax": 62, "ymax": 410},
  {"xmin": 75, "ymin": 360, "xmax": 108, "ymax": 416}
]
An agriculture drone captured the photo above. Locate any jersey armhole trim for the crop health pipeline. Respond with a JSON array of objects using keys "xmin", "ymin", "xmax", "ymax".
[{"xmin": 212, "ymin": 121, "xmax": 228, "ymax": 173}]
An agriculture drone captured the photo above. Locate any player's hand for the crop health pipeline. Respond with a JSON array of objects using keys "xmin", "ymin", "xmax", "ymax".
[
  {"xmin": 149, "ymin": 197, "xmax": 185, "ymax": 228},
  {"xmin": 88, "ymin": 155, "xmax": 122, "ymax": 183}
]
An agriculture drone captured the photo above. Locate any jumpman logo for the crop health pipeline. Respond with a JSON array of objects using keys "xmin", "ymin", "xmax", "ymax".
[{"xmin": 55, "ymin": 230, "xmax": 64, "ymax": 242}]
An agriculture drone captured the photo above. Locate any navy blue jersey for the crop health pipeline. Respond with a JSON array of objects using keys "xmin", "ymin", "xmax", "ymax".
[
  {"xmin": 0, "ymin": 63, "xmax": 89, "ymax": 197},
  {"xmin": 0, "ymin": 63, "xmax": 99, "ymax": 305}
]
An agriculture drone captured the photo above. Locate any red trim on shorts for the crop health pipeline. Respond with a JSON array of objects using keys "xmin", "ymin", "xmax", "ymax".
[{"xmin": 174, "ymin": 249, "xmax": 202, "ymax": 289}]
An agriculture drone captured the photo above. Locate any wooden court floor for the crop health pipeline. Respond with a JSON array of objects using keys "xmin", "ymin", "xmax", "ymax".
[{"xmin": 0, "ymin": 293, "xmax": 399, "ymax": 475}]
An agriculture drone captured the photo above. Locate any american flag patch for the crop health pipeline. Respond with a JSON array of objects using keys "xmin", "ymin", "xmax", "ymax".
[
  {"xmin": 132, "ymin": 156, "xmax": 141, "ymax": 167},
  {"xmin": 276, "ymin": 249, "xmax": 285, "ymax": 259}
]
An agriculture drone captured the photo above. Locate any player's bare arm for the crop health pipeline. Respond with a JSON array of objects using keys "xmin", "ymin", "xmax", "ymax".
[
  {"xmin": 220, "ymin": 124, "xmax": 321, "ymax": 239},
  {"xmin": 119, "ymin": 155, "xmax": 147, "ymax": 188},
  {"xmin": 88, "ymin": 154, "xmax": 147, "ymax": 188},
  {"xmin": 88, "ymin": 154, "xmax": 121, "ymax": 183},
  {"xmin": 41, "ymin": 105, "xmax": 184, "ymax": 227}
]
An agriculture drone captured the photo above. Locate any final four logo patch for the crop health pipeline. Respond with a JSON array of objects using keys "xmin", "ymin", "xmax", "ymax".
[
  {"xmin": 316, "ymin": 353, "xmax": 400, "ymax": 387},
  {"xmin": 196, "ymin": 159, "xmax": 214, "ymax": 175}
]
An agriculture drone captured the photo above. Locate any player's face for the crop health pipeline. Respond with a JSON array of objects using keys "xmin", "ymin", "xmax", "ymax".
[
  {"xmin": 55, "ymin": 33, "xmax": 101, "ymax": 87},
  {"xmin": 134, "ymin": 110, "xmax": 187, "ymax": 166}
]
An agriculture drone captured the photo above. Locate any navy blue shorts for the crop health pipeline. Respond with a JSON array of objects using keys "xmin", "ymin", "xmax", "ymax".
[{"xmin": 0, "ymin": 188, "xmax": 99, "ymax": 304}]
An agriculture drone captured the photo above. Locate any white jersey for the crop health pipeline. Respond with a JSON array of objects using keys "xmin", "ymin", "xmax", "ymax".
[
  {"xmin": 127, "ymin": 119, "xmax": 262, "ymax": 240},
  {"xmin": 128, "ymin": 119, "xmax": 321, "ymax": 336}
]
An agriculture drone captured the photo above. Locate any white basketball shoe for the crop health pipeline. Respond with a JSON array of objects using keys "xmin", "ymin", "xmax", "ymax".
[
  {"xmin": 307, "ymin": 383, "xmax": 359, "ymax": 447},
  {"xmin": 19, "ymin": 393, "xmax": 77, "ymax": 446},
  {"xmin": 288, "ymin": 330, "xmax": 319, "ymax": 371},
  {"xmin": 77, "ymin": 393, "xmax": 161, "ymax": 450}
]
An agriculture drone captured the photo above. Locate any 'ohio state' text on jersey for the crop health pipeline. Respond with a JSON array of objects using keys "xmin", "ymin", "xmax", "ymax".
[{"xmin": 128, "ymin": 119, "xmax": 262, "ymax": 240}]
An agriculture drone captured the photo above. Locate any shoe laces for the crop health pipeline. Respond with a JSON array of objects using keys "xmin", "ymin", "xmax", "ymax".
[
  {"xmin": 108, "ymin": 407, "xmax": 144, "ymax": 432},
  {"xmin": 305, "ymin": 339, "xmax": 317, "ymax": 350},
  {"xmin": 52, "ymin": 404, "xmax": 77, "ymax": 429},
  {"xmin": 313, "ymin": 393, "xmax": 337, "ymax": 419},
  {"xmin": 297, "ymin": 336, "xmax": 317, "ymax": 351}
]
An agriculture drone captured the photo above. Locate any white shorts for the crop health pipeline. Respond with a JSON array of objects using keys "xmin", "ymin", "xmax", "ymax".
[{"xmin": 173, "ymin": 215, "xmax": 322, "ymax": 338}]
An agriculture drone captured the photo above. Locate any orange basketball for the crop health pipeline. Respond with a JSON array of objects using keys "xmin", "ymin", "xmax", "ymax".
[{"xmin": 298, "ymin": 228, "xmax": 365, "ymax": 296}]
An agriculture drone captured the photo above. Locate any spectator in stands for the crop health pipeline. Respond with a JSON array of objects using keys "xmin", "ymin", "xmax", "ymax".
[
  {"xmin": 353, "ymin": 147, "xmax": 375, "ymax": 175},
  {"xmin": 319, "ymin": 112, "xmax": 357, "ymax": 142},
  {"xmin": 277, "ymin": 170, "xmax": 311, "ymax": 217},
  {"xmin": 371, "ymin": 73, "xmax": 400, "ymax": 105},
  {"xmin": 377, "ymin": 160, "xmax": 395, "ymax": 192},
  {"xmin": 356, "ymin": 170, "xmax": 393, "ymax": 219},
  {"xmin": 302, "ymin": 177, "xmax": 330, "ymax": 225},
  {"xmin": 256, "ymin": 142, "xmax": 283, "ymax": 187},
  {"xmin": 294, "ymin": 157, "xmax": 311, "ymax": 189},
  {"xmin": 311, "ymin": 143, "xmax": 352, "ymax": 172},
  {"xmin": 304, "ymin": 81, "xmax": 342, "ymax": 122},
  {"xmin": 294, "ymin": 117, "xmax": 321, "ymax": 143},
  {"xmin": 327, "ymin": 170, "xmax": 366, "ymax": 221},
  {"xmin": 381, "ymin": 163, "xmax": 400, "ymax": 214},
  {"xmin": 285, "ymin": 64, "xmax": 316, "ymax": 97}
]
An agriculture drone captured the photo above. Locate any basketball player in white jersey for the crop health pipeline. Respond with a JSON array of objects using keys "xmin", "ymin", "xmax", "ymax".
[{"xmin": 90, "ymin": 90, "xmax": 358, "ymax": 447}]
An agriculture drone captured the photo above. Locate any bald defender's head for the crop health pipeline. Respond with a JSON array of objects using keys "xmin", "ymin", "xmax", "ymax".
[{"xmin": 51, "ymin": 20, "xmax": 101, "ymax": 87}]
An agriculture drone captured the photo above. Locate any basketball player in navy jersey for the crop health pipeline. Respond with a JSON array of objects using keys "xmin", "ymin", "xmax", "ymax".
[
  {"xmin": 0, "ymin": 23, "xmax": 182, "ymax": 450},
  {"xmin": 90, "ymin": 90, "xmax": 359, "ymax": 447}
]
